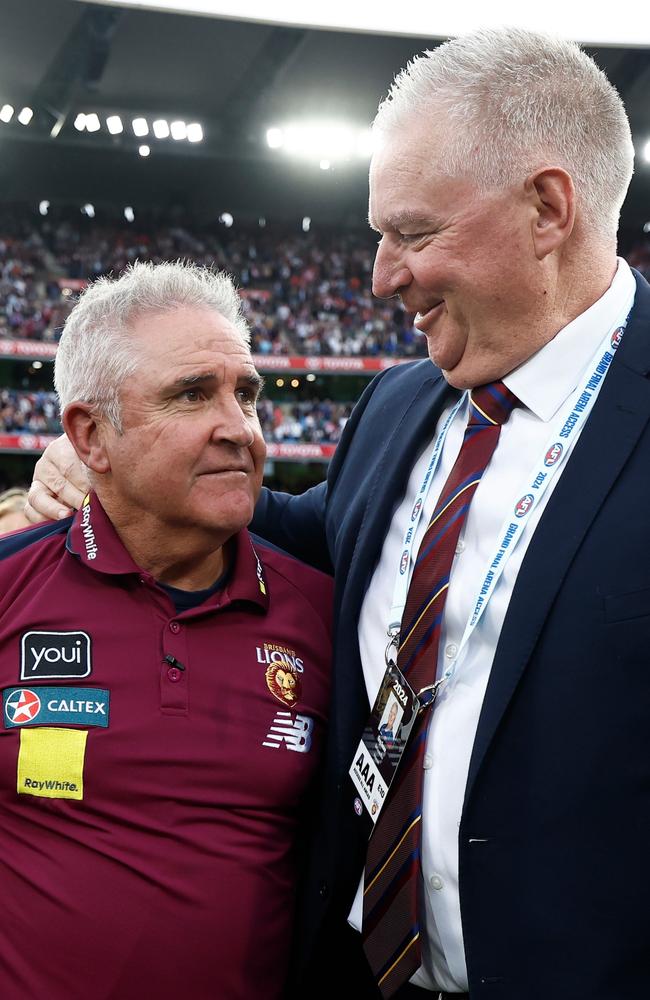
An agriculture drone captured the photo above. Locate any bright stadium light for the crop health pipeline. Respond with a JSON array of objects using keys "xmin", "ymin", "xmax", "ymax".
[
  {"xmin": 258, "ymin": 217, "xmax": 266, "ymax": 228},
  {"xmin": 266, "ymin": 122, "xmax": 374, "ymax": 165},
  {"xmin": 266, "ymin": 127, "xmax": 284, "ymax": 149},
  {"xmin": 74, "ymin": 113, "xmax": 86, "ymax": 131},
  {"xmin": 170, "ymin": 120, "xmax": 187, "ymax": 140},
  {"xmin": 81, "ymin": 203, "xmax": 95, "ymax": 218},
  {"xmin": 219, "ymin": 212, "xmax": 234, "ymax": 228},
  {"xmin": 186, "ymin": 122, "xmax": 203, "ymax": 143},
  {"xmin": 17, "ymin": 107, "xmax": 33, "ymax": 125},
  {"xmin": 153, "ymin": 119, "xmax": 170, "ymax": 139},
  {"xmin": 124, "ymin": 206, "xmax": 135, "ymax": 222},
  {"xmin": 302, "ymin": 216, "xmax": 311, "ymax": 232},
  {"xmin": 644, "ymin": 222, "xmax": 650, "ymax": 234},
  {"xmin": 319, "ymin": 159, "xmax": 331, "ymax": 170},
  {"xmin": 0, "ymin": 104, "xmax": 14, "ymax": 123},
  {"xmin": 132, "ymin": 117, "xmax": 149, "ymax": 137},
  {"xmin": 106, "ymin": 115, "xmax": 123, "ymax": 135},
  {"xmin": 85, "ymin": 113, "xmax": 101, "ymax": 133},
  {"xmin": 643, "ymin": 139, "xmax": 650, "ymax": 164},
  {"xmin": 138, "ymin": 144, "xmax": 150, "ymax": 157},
  {"xmin": 39, "ymin": 200, "xmax": 50, "ymax": 216}
]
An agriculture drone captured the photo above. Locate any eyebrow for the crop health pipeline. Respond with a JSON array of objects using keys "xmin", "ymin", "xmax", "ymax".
[
  {"xmin": 164, "ymin": 372, "xmax": 265, "ymax": 394},
  {"xmin": 368, "ymin": 210, "xmax": 433, "ymax": 233}
]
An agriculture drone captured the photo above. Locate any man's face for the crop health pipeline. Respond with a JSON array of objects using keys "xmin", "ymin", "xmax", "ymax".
[
  {"xmin": 369, "ymin": 121, "xmax": 549, "ymax": 388},
  {"xmin": 101, "ymin": 306, "xmax": 266, "ymax": 541}
]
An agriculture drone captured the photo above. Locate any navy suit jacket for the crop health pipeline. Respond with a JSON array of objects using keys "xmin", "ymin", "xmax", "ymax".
[{"xmin": 253, "ymin": 271, "xmax": 650, "ymax": 1000}]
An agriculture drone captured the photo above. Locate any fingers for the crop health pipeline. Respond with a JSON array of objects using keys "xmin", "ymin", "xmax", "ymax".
[{"xmin": 25, "ymin": 436, "xmax": 91, "ymax": 522}]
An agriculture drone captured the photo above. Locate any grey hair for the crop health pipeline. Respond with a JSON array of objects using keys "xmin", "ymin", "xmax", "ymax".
[
  {"xmin": 373, "ymin": 27, "xmax": 635, "ymax": 239},
  {"xmin": 55, "ymin": 259, "xmax": 250, "ymax": 431}
]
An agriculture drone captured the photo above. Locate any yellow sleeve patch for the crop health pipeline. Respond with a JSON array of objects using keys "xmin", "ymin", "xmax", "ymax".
[{"xmin": 17, "ymin": 727, "xmax": 87, "ymax": 800}]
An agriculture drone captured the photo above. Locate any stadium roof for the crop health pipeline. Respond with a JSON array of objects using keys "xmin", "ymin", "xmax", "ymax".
[{"xmin": 0, "ymin": 0, "xmax": 649, "ymax": 235}]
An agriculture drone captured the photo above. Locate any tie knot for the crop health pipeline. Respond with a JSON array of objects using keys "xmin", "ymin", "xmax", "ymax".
[{"xmin": 468, "ymin": 381, "xmax": 520, "ymax": 427}]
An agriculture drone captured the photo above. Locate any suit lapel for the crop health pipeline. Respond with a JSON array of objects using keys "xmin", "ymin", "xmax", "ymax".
[
  {"xmin": 332, "ymin": 369, "xmax": 455, "ymax": 772},
  {"xmin": 466, "ymin": 273, "xmax": 650, "ymax": 796}
]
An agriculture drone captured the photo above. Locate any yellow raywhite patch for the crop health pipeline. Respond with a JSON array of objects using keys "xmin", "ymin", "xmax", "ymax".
[{"xmin": 17, "ymin": 727, "xmax": 87, "ymax": 800}]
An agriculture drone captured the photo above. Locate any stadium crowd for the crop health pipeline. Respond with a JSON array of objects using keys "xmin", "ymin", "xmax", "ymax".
[
  {"xmin": 0, "ymin": 212, "xmax": 425, "ymax": 358},
  {"xmin": 0, "ymin": 387, "xmax": 351, "ymax": 446}
]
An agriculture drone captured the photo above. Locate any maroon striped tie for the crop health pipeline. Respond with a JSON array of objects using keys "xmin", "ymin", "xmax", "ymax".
[{"xmin": 362, "ymin": 381, "xmax": 520, "ymax": 998}]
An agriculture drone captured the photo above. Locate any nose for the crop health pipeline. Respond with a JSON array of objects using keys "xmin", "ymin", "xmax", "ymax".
[
  {"xmin": 210, "ymin": 396, "xmax": 256, "ymax": 448},
  {"xmin": 372, "ymin": 236, "xmax": 412, "ymax": 299}
]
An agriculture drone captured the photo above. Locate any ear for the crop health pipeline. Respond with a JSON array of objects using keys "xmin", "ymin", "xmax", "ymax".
[
  {"xmin": 525, "ymin": 167, "xmax": 576, "ymax": 261},
  {"xmin": 62, "ymin": 402, "xmax": 113, "ymax": 475}
]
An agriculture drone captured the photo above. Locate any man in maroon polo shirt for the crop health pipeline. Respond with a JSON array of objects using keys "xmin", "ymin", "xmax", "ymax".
[{"xmin": 0, "ymin": 261, "xmax": 332, "ymax": 1000}]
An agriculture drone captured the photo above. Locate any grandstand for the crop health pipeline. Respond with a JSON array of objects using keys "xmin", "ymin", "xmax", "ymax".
[{"xmin": 1, "ymin": 0, "xmax": 649, "ymax": 495}]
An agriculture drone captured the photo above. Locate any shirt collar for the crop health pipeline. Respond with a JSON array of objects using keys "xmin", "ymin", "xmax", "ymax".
[
  {"xmin": 504, "ymin": 257, "xmax": 637, "ymax": 422},
  {"xmin": 66, "ymin": 491, "xmax": 269, "ymax": 612}
]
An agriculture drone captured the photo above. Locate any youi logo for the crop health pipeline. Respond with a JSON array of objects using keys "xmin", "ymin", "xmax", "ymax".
[{"xmin": 21, "ymin": 631, "xmax": 92, "ymax": 680}]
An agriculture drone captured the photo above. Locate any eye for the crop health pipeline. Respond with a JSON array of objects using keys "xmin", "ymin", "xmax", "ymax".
[
  {"xmin": 178, "ymin": 387, "xmax": 205, "ymax": 403},
  {"xmin": 236, "ymin": 386, "xmax": 258, "ymax": 406}
]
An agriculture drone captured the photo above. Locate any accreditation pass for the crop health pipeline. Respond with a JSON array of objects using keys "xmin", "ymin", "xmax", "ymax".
[{"xmin": 349, "ymin": 663, "xmax": 419, "ymax": 823}]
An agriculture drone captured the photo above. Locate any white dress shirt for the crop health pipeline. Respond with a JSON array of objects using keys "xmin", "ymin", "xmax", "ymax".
[{"xmin": 350, "ymin": 259, "xmax": 636, "ymax": 991}]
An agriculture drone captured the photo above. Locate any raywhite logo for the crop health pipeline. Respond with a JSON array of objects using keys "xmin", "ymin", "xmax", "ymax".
[
  {"xmin": 81, "ymin": 499, "xmax": 98, "ymax": 560},
  {"xmin": 262, "ymin": 711, "xmax": 313, "ymax": 753}
]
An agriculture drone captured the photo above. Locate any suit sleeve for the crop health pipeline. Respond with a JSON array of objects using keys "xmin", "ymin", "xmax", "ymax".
[{"xmin": 251, "ymin": 367, "xmax": 395, "ymax": 574}]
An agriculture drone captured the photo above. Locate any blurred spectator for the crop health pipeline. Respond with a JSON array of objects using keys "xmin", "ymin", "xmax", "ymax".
[{"xmin": 0, "ymin": 487, "xmax": 30, "ymax": 535}]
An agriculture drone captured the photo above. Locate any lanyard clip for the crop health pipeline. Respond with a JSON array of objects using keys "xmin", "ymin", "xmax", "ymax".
[
  {"xmin": 385, "ymin": 625, "xmax": 400, "ymax": 668},
  {"xmin": 416, "ymin": 679, "xmax": 444, "ymax": 714}
]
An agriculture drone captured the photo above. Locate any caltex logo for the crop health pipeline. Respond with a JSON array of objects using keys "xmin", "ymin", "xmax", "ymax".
[
  {"xmin": 544, "ymin": 443, "xmax": 563, "ymax": 467},
  {"xmin": 5, "ymin": 688, "xmax": 41, "ymax": 725},
  {"xmin": 515, "ymin": 494, "xmax": 534, "ymax": 518}
]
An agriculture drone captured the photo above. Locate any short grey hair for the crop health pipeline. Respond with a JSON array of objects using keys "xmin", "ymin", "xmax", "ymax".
[
  {"xmin": 55, "ymin": 260, "xmax": 250, "ymax": 431},
  {"xmin": 373, "ymin": 27, "xmax": 634, "ymax": 238}
]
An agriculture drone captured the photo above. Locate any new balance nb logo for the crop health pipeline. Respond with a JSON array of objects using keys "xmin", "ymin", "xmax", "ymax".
[{"xmin": 262, "ymin": 711, "xmax": 313, "ymax": 753}]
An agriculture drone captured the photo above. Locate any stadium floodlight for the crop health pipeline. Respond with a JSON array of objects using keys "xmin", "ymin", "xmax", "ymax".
[
  {"xmin": 267, "ymin": 122, "xmax": 374, "ymax": 165},
  {"xmin": 106, "ymin": 115, "xmax": 123, "ymax": 135},
  {"xmin": 81, "ymin": 204, "xmax": 95, "ymax": 218},
  {"xmin": 186, "ymin": 122, "xmax": 203, "ymax": 143},
  {"xmin": 39, "ymin": 200, "xmax": 50, "ymax": 216},
  {"xmin": 85, "ymin": 113, "xmax": 101, "ymax": 133},
  {"xmin": 357, "ymin": 128, "xmax": 376, "ymax": 158},
  {"xmin": 18, "ymin": 107, "xmax": 33, "ymax": 125},
  {"xmin": 258, "ymin": 217, "xmax": 266, "ymax": 228},
  {"xmin": 643, "ymin": 139, "xmax": 650, "ymax": 164},
  {"xmin": 644, "ymin": 222, "xmax": 650, "ymax": 234},
  {"xmin": 302, "ymin": 217, "xmax": 311, "ymax": 232},
  {"xmin": 170, "ymin": 120, "xmax": 187, "ymax": 141},
  {"xmin": 124, "ymin": 206, "xmax": 135, "ymax": 222},
  {"xmin": 266, "ymin": 127, "xmax": 283, "ymax": 149},
  {"xmin": 219, "ymin": 212, "xmax": 234, "ymax": 228},
  {"xmin": 306, "ymin": 373, "xmax": 317, "ymax": 382},
  {"xmin": 153, "ymin": 119, "xmax": 170, "ymax": 139},
  {"xmin": 138, "ymin": 144, "xmax": 150, "ymax": 157},
  {"xmin": 0, "ymin": 104, "xmax": 14, "ymax": 123},
  {"xmin": 319, "ymin": 159, "xmax": 331, "ymax": 171},
  {"xmin": 32, "ymin": 361, "xmax": 43, "ymax": 370},
  {"xmin": 132, "ymin": 117, "xmax": 149, "ymax": 137},
  {"xmin": 74, "ymin": 113, "xmax": 86, "ymax": 131}
]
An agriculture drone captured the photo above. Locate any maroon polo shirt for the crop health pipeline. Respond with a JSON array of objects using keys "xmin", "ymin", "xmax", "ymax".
[{"xmin": 0, "ymin": 493, "xmax": 332, "ymax": 999}]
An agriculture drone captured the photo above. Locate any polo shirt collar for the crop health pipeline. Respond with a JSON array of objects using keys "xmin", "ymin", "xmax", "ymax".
[
  {"xmin": 504, "ymin": 257, "xmax": 637, "ymax": 422},
  {"xmin": 66, "ymin": 491, "xmax": 269, "ymax": 612}
]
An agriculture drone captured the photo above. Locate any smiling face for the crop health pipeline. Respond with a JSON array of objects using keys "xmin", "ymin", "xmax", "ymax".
[
  {"xmin": 99, "ymin": 305, "xmax": 266, "ymax": 543},
  {"xmin": 369, "ymin": 119, "xmax": 554, "ymax": 388}
]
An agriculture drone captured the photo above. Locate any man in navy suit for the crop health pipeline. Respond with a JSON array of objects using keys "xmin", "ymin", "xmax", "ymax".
[{"xmin": 27, "ymin": 27, "xmax": 650, "ymax": 1000}]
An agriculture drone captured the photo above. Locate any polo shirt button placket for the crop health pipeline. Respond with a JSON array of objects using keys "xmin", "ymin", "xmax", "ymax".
[{"xmin": 161, "ymin": 621, "xmax": 189, "ymax": 713}]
